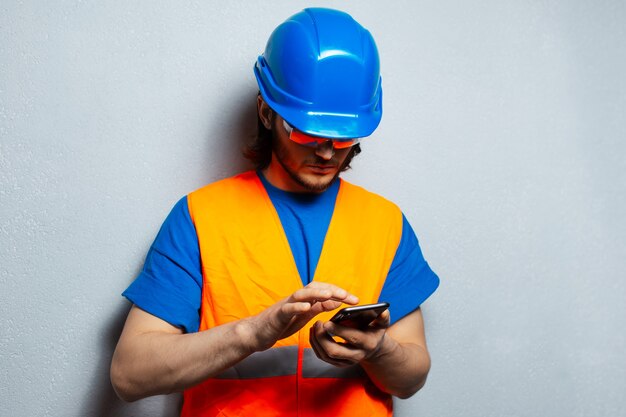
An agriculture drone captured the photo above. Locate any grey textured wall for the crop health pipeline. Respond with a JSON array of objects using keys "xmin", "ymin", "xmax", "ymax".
[{"xmin": 1, "ymin": 1, "xmax": 625, "ymax": 416}]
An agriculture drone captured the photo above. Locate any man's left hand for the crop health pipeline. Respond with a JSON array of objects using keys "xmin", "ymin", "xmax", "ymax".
[{"xmin": 309, "ymin": 310, "xmax": 391, "ymax": 367}]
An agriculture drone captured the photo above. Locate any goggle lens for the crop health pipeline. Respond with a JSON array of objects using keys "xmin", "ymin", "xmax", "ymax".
[{"xmin": 283, "ymin": 120, "xmax": 360, "ymax": 149}]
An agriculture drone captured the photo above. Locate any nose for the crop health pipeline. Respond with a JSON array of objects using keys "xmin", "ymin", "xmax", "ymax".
[{"xmin": 315, "ymin": 141, "xmax": 335, "ymax": 160}]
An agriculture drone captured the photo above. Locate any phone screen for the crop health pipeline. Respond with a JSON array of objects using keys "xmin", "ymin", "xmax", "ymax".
[{"xmin": 329, "ymin": 302, "xmax": 389, "ymax": 329}]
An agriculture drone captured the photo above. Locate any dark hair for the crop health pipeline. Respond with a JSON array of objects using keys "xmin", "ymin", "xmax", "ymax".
[
  {"xmin": 243, "ymin": 100, "xmax": 362, "ymax": 171},
  {"xmin": 242, "ymin": 114, "xmax": 275, "ymax": 170}
]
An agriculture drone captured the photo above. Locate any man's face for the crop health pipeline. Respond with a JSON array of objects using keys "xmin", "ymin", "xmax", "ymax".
[{"xmin": 269, "ymin": 115, "xmax": 352, "ymax": 193}]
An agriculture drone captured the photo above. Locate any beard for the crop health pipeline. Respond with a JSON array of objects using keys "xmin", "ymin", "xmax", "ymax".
[
  {"xmin": 276, "ymin": 151, "xmax": 340, "ymax": 192},
  {"xmin": 271, "ymin": 126, "xmax": 348, "ymax": 193}
]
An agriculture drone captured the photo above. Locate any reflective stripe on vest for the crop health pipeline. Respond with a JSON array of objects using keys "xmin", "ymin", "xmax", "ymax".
[
  {"xmin": 183, "ymin": 171, "xmax": 401, "ymax": 417},
  {"xmin": 215, "ymin": 346, "xmax": 298, "ymax": 379},
  {"xmin": 214, "ymin": 346, "xmax": 364, "ymax": 380},
  {"xmin": 301, "ymin": 348, "xmax": 366, "ymax": 379}
]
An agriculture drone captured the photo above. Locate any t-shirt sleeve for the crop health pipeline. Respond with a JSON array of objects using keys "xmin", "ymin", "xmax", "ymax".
[
  {"xmin": 378, "ymin": 214, "xmax": 440, "ymax": 325},
  {"xmin": 122, "ymin": 196, "xmax": 202, "ymax": 333}
]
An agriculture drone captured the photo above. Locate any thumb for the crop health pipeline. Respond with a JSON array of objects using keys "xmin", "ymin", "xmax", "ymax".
[{"xmin": 371, "ymin": 309, "xmax": 391, "ymax": 328}]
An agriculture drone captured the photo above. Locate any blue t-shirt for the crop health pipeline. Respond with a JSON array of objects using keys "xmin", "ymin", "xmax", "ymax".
[{"xmin": 123, "ymin": 175, "xmax": 439, "ymax": 333}]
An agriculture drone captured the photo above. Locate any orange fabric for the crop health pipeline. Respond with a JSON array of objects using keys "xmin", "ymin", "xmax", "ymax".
[
  {"xmin": 182, "ymin": 171, "xmax": 402, "ymax": 417},
  {"xmin": 183, "ymin": 376, "xmax": 298, "ymax": 417}
]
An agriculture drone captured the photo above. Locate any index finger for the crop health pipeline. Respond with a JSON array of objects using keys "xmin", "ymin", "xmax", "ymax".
[{"xmin": 292, "ymin": 283, "xmax": 359, "ymax": 305}]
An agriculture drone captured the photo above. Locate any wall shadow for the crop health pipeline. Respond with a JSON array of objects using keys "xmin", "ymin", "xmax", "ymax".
[
  {"xmin": 79, "ymin": 302, "xmax": 130, "ymax": 417},
  {"xmin": 79, "ymin": 92, "xmax": 257, "ymax": 416},
  {"xmin": 201, "ymin": 86, "xmax": 258, "ymax": 181},
  {"xmin": 79, "ymin": 298, "xmax": 183, "ymax": 417}
]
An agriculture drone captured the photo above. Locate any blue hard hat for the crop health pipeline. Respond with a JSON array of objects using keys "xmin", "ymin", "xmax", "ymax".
[{"xmin": 254, "ymin": 8, "xmax": 382, "ymax": 140}]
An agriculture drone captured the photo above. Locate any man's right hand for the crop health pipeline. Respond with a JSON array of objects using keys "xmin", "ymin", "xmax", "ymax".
[
  {"xmin": 111, "ymin": 282, "xmax": 357, "ymax": 401},
  {"xmin": 245, "ymin": 282, "xmax": 359, "ymax": 351}
]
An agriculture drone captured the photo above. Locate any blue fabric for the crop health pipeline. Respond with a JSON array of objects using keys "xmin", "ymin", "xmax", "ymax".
[
  {"xmin": 378, "ymin": 215, "xmax": 440, "ymax": 324},
  {"xmin": 257, "ymin": 172, "xmax": 339, "ymax": 285},
  {"xmin": 123, "ymin": 180, "xmax": 439, "ymax": 333},
  {"xmin": 122, "ymin": 197, "xmax": 202, "ymax": 333}
]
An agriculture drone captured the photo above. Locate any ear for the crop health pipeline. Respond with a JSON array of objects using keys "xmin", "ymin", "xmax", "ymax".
[{"xmin": 257, "ymin": 95, "xmax": 273, "ymax": 129}]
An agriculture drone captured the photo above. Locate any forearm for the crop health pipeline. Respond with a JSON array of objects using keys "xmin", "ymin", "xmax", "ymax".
[
  {"xmin": 111, "ymin": 285, "xmax": 357, "ymax": 402},
  {"xmin": 360, "ymin": 334, "xmax": 431, "ymax": 399},
  {"xmin": 111, "ymin": 317, "xmax": 256, "ymax": 401}
]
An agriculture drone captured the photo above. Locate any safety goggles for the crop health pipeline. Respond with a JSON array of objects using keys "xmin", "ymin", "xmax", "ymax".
[{"xmin": 282, "ymin": 120, "xmax": 360, "ymax": 149}]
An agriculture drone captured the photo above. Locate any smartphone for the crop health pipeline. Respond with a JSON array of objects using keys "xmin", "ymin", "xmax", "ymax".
[{"xmin": 329, "ymin": 302, "xmax": 390, "ymax": 329}]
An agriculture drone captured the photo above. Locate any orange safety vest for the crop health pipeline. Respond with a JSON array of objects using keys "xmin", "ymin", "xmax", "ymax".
[{"xmin": 182, "ymin": 171, "xmax": 403, "ymax": 417}]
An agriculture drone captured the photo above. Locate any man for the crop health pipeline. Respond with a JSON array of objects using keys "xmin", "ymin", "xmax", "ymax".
[{"xmin": 111, "ymin": 7, "xmax": 439, "ymax": 417}]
